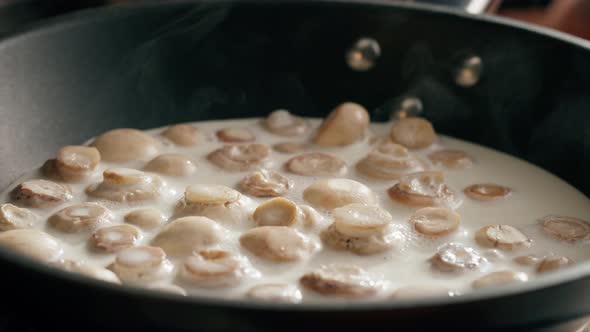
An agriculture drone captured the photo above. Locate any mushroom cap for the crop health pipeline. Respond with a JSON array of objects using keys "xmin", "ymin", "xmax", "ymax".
[
  {"xmin": 0, "ymin": 229, "xmax": 63, "ymax": 263},
  {"xmin": 151, "ymin": 216, "xmax": 226, "ymax": 257},
  {"xmin": 91, "ymin": 128, "xmax": 160, "ymax": 162}
]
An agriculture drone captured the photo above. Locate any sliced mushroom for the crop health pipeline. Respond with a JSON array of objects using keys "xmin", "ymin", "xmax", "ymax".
[
  {"xmin": 299, "ymin": 205, "xmax": 327, "ymax": 229},
  {"xmin": 253, "ymin": 197, "xmax": 300, "ymax": 227},
  {"xmin": 0, "ymin": 229, "xmax": 63, "ymax": 262},
  {"xmin": 55, "ymin": 145, "xmax": 101, "ymax": 182},
  {"xmin": 464, "ymin": 184, "xmax": 511, "ymax": 201},
  {"xmin": 389, "ymin": 117, "xmax": 436, "ymax": 149},
  {"xmin": 391, "ymin": 285, "xmax": 455, "ymax": 299},
  {"xmin": 11, "ymin": 179, "xmax": 72, "ymax": 208},
  {"xmin": 313, "ymin": 102, "xmax": 369, "ymax": 146},
  {"xmin": 410, "ymin": 207, "xmax": 460, "ymax": 237},
  {"xmin": 387, "ymin": 171, "xmax": 455, "ymax": 208},
  {"xmin": 207, "ymin": 144, "xmax": 270, "ymax": 171},
  {"xmin": 428, "ymin": 150, "xmax": 473, "ymax": 169},
  {"xmin": 91, "ymin": 225, "xmax": 141, "ymax": 253},
  {"xmin": 472, "ymin": 270, "xmax": 528, "ymax": 289},
  {"xmin": 300, "ymin": 264, "xmax": 380, "ymax": 298},
  {"xmin": 146, "ymin": 283, "xmax": 187, "ymax": 296},
  {"xmin": 86, "ymin": 168, "xmax": 163, "ymax": 202},
  {"xmin": 240, "ymin": 169, "xmax": 292, "ymax": 197},
  {"xmin": 303, "ymin": 178, "xmax": 376, "ymax": 210},
  {"xmin": 54, "ymin": 259, "xmax": 120, "ymax": 284},
  {"xmin": 263, "ymin": 110, "xmax": 308, "ymax": 137},
  {"xmin": 48, "ymin": 203, "xmax": 112, "ymax": 233},
  {"xmin": 174, "ymin": 184, "xmax": 248, "ymax": 224},
  {"xmin": 246, "ymin": 284, "xmax": 303, "ymax": 303},
  {"xmin": 513, "ymin": 255, "xmax": 542, "ymax": 266},
  {"xmin": 536, "ymin": 256, "xmax": 574, "ymax": 274},
  {"xmin": 124, "ymin": 208, "xmax": 165, "ymax": 230},
  {"xmin": 144, "ymin": 154, "xmax": 197, "ymax": 177},
  {"xmin": 540, "ymin": 215, "xmax": 590, "ymax": 242},
  {"xmin": 273, "ymin": 142, "xmax": 306, "ymax": 154},
  {"xmin": 0, "ymin": 203, "xmax": 37, "ymax": 231},
  {"xmin": 91, "ymin": 128, "xmax": 160, "ymax": 162},
  {"xmin": 240, "ymin": 226, "xmax": 315, "ymax": 262},
  {"xmin": 286, "ymin": 153, "xmax": 347, "ymax": 177},
  {"xmin": 356, "ymin": 141, "xmax": 425, "ymax": 179},
  {"xmin": 109, "ymin": 246, "xmax": 174, "ymax": 284},
  {"xmin": 475, "ymin": 225, "xmax": 531, "ymax": 250},
  {"xmin": 430, "ymin": 242, "xmax": 486, "ymax": 273},
  {"xmin": 161, "ymin": 124, "xmax": 200, "ymax": 146},
  {"xmin": 151, "ymin": 216, "xmax": 226, "ymax": 257},
  {"xmin": 216, "ymin": 127, "xmax": 255, "ymax": 143},
  {"xmin": 179, "ymin": 250, "xmax": 246, "ymax": 288}
]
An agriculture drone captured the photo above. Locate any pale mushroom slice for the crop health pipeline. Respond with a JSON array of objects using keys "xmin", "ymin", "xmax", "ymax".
[
  {"xmin": 174, "ymin": 184, "xmax": 248, "ymax": 224},
  {"xmin": 303, "ymin": 178, "xmax": 376, "ymax": 210},
  {"xmin": 0, "ymin": 203, "xmax": 38, "ymax": 231},
  {"xmin": 48, "ymin": 202, "xmax": 112, "ymax": 233},
  {"xmin": 472, "ymin": 271, "xmax": 528, "ymax": 289},
  {"xmin": 263, "ymin": 110, "xmax": 308, "ymax": 137},
  {"xmin": 513, "ymin": 255, "xmax": 542, "ymax": 266},
  {"xmin": 464, "ymin": 184, "xmax": 511, "ymax": 201},
  {"xmin": 91, "ymin": 225, "xmax": 141, "ymax": 253},
  {"xmin": 321, "ymin": 203, "xmax": 400, "ymax": 255},
  {"xmin": 0, "ymin": 229, "xmax": 63, "ymax": 263},
  {"xmin": 207, "ymin": 144, "xmax": 270, "ymax": 171},
  {"xmin": 151, "ymin": 216, "xmax": 226, "ymax": 257},
  {"xmin": 146, "ymin": 283, "xmax": 187, "ymax": 296},
  {"xmin": 216, "ymin": 127, "xmax": 255, "ymax": 143},
  {"xmin": 300, "ymin": 264, "xmax": 380, "ymax": 298},
  {"xmin": 240, "ymin": 226, "xmax": 315, "ymax": 262},
  {"xmin": 124, "ymin": 208, "xmax": 165, "ymax": 230},
  {"xmin": 273, "ymin": 142, "xmax": 306, "ymax": 154},
  {"xmin": 286, "ymin": 152, "xmax": 347, "ymax": 177},
  {"xmin": 86, "ymin": 168, "xmax": 163, "ymax": 202},
  {"xmin": 11, "ymin": 179, "xmax": 73, "ymax": 208},
  {"xmin": 161, "ymin": 124, "xmax": 200, "ymax": 146},
  {"xmin": 246, "ymin": 284, "xmax": 303, "ymax": 303},
  {"xmin": 428, "ymin": 150, "xmax": 473, "ymax": 169},
  {"xmin": 356, "ymin": 141, "xmax": 425, "ymax": 180},
  {"xmin": 313, "ymin": 102, "xmax": 369, "ymax": 146},
  {"xmin": 253, "ymin": 197, "xmax": 300, "ymax": 227},
  {"xmin": 240, "ymin": 169, "xmax": 293, "ymax": 197},
  {"xmin": 391, "ymin": 285, "xmax": 455, "ymax": 299},
  {"xmin": 53, "ymin": 259, "xmax": 121, "ymax": 284},
  {"xmin": 55, "ymin": 145, "xmax": 101, "ymax": 182},
  {"xmin": 536, "ymin": 256, "xmax": 574, "ymax": 274},
  {"xmin": 540, "ymin": 215, "xmax": 590, "ymax": 242},
  {"xmin": 109, "ymin": 246, "xmax": 174, "ymax": 285},
  {"xmin": 91, "ymin": 128, "xmax": 161, "ymax": 162},
  {"xmin": 430, "ymin": 242, "xmax": 486, "ymax": 273},
  {"xmin": 299, "ymin": 205, "xmax": 328, "ymax": 229},
  {"xmin": 179, "ymin": 250, "xmax": 246, "ymax": 288},
  {"xmin": 144, "ymin": 154, "xmax": 197, "ymax": 177},
  {"xmin": 410, "ymin": 207, "xmax": 461, "ymax": 237},
  {"xmin": 389, "ymin": 117, "xmax": 436, "ymax": 149},
  {"xmin": 475, "ymin": 225, "xmax": 531, "ymax": 250},
  {"xmin": 387, "ymin": 171, "xmax": 455, "ymax": 208}
]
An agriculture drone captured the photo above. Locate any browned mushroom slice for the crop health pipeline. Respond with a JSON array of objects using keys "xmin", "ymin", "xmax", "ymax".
[
  {"xmin": 55, "ymin": 145, "xmax": 101, "ymax": 182},
  {"xmin": 240, "ymin": 169, "xmax": 292, "ymax": 197},
  {"xmin": 240, "ymin": 226, "xmax": 315, "ymax": 262},
  {"xmin": 151, "ymin": 216, "xmax": 226, "ymax": 257},
  {"xmin": 263, "ymin": 110, "xmax": 308, "ymax": 137},
  {"xmin": 174, "ymin": 184, "xmax": 247, "ymax": 223},
  {"xmin": 273, "ymin": 142, "xmax": 306, "ymax": 154},
  {"xmin": 475, "ymin": 225, "xmax": 531, "ymax": 250},
  {"xmin": 540, "ymin": 215, "xmax": 590, "ymax": 242},
  {"xmin": 387, "ymin": 171, "xmax": 455, "ymax": 208},
  {"xmin": 300, "ymin": 264, "xmax": 380, "ymax": 298},
  {"xmin": 161, "ymin": 124, "xmax": 200, "ymax": 146},
  {"xmin": 536, "ymin": 256, "xmax": 574, "ymax": 274},
  {"xmin": 253, "ymin": 197, "xmax": 300, "ymax": 227},
  {"xmin": 410, "ymin": 207, "xmax": 460, "ymax": 237},
  {"xmin": 313, "ymin": 102, "xmax": 369, "ymax": 146},
  {"xmin": 207, "ymin": 144, "xmax": 270, "ymax": 171},
  {"xmin": 303, "ymin": 178, "xmax": 376, "ymax": 210},
  {"xmin": 430, "ymin": 242, "xmax": 486, "ymax": 273},
  {"xmin": 285, "ymin": 153, "xmax": 347, "ymax": 177},
  {"xmin": 124, "ymin": 208, "xmax": 165, "ymax": 230},
  {"xmin": 0, "ymin": 229, "xmax": 63, "ymax": 263},
  {"xmin": 216, "ymin": 127, "xmax": 255, "ymax": 143},
  {"xmin": 356, "ymin": 142, "xmax": 425, "ymax": 179},
  {"xmin": 86, "ymin": 168, "xmax": 163, "ymax": 202},
  {"xmin": 513, "ymin": 255, "xmax": 542, "ymax": 266},
  {"xmin": 144, "ymin": 153, "xmax": 197, "ymax": 177},
  {"xmin": 391, "ymin": 285, "xmax": 455, "ymax": 299},
  {"xmin": 464, "ymin": 184, "xmax": 511, "ymax": 201},
  {"xmin": 246, "ymin": 284, "xmax": 303, "ymax": 303},
  {"xmin": 428, "ymin": 150, "xmax": 473, "ymax": 169},
  {"xmin": 389, "ymin": 117, "xmax": 436, "ymax": 149},
  {"xmin": 91, "ymin": 225, "xmax": 141, "ymax": 253},
  {"xmin": 179, "ymin": 250, "xmax": 246, "ymax": 288},
  {"xmin": 53, "ymin": 259, "xmax": 121, "ymax": 284},
  {"xmin": 48, "ymin": 202, "xmax": 112, "ymax": 233},
  {"xmin": 91, "ymin": 128, "xmax": 161, "ymax": 162},
  {"xmin": 472, "ymin": 271, "xmax": 528, "ymax": 289},
  {"xmin": 11, "ymin": 179, "xmax": 72, "ymax": 208},
  {"xmin": 0, "ymin": 203, "xmax": 38, "ymax": 231},
  {"xmin": 109, "ymin": 246, "xmax": 174, "ymax": 284}
]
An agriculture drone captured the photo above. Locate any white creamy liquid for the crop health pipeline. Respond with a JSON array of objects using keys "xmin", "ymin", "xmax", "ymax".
[{"xmin": 1, "ymin": 118, "xmax": 589, "ymax": 303}]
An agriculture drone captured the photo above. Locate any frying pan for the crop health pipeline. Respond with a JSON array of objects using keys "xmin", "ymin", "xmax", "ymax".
[{"xmin": 0, "ymin": 1, "xmax": 588, "ymax": 331}]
